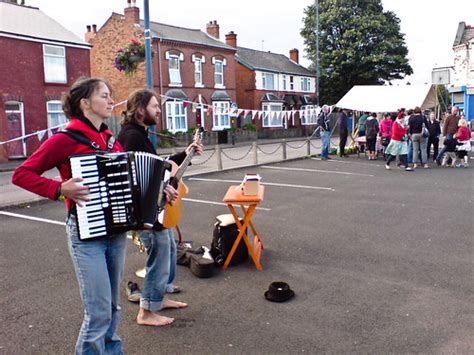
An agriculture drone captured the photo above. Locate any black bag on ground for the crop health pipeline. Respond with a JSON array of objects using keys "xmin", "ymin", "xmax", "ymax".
[{"xmin": 210, "ymin": 214, "xmax": 249, "ymax": 266}]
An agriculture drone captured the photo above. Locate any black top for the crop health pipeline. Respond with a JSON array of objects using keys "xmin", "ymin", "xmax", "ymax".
[
  {"xmin": 117, "ymin": 122, "xmax": 188, "ymax": 230},
  {"xmin": 426, "ymin": 119, "xmax": 441, "ymax": 137},
  {"xmin": 339, "ymin": 111, "xmax": 348, "ymax": 132},
  {"xmin": 408, "ymin": 114, "xmax": 428, "ymax": 134}
]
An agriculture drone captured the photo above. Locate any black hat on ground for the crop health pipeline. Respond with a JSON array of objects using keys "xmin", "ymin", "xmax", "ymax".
[{"xmin": 264, "ymin": 281, "xmax": 295, "ymax": 303}]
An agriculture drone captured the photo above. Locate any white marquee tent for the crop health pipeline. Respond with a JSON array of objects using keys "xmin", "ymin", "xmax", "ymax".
[{"xmin": 335, "ymin": 84, "xmax": 437, "ymax": 112}]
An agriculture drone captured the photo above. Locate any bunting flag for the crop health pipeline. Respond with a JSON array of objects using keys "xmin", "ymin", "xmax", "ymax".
[
  {"xmin": 251, "ymin": 110, "xmax": 258, "ymax": 120},
  {"xmin": 192, "ymin": 103, "xmax": 197, "ymax": 113},
  {"xmin": 237, "ymin": 109, "xmax": 243, "ymax": 116},
  {"xmin": 207, "ymin": 106, "xmax": 213, "ymax": 115},
  {"xmin": 37, "ymin": 130, "xmax": 46, "ymax": 141},
  {"xmin": 183, "ymin": 101, "xmax": 190, "ymax": 108}
]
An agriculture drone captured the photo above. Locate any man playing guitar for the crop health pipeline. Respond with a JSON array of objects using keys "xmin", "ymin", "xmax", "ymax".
[{"xmin": 118, "ymin": 89, "xmax": 203, "ymax": 326}]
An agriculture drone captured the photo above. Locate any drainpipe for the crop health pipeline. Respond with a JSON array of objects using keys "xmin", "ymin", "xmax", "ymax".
[{"xmin": 158, "ymin": 38, "xmax": 165, "ymax": 130}]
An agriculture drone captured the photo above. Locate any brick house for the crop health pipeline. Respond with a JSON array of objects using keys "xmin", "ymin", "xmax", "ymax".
[
  {"xmin": 0, "ymin": 0, "xmax": 91, "ymax": 161},
  {"xmin": 87, "ymin": 0, "xmax": 237, "ymax": 135},
  {"xmin": 227, "ymin": 32, "xmax": 318, "ymax": 137}
]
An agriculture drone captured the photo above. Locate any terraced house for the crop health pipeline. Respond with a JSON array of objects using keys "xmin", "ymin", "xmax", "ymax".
[
  {"xmin": 0, "ymin": 0, "xmax": 91, "ymax": 162},
  {"xmin": 87, "ymin": 0, "xmax": 237, "ymax": 135}
]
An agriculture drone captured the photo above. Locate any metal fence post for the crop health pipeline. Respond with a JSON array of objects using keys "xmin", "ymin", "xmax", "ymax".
[
  {"xmin": 307, "ymin": 138, "xmax": 311, "ymax": 156},
  {"xmin": 216, "ymin": 145, "xmax": 223, "ymax": 170},
  {"xmin": 282, "ymin": 139, "xmax": 287, "ymax": 160},
  {"xmin": 252, "ymin": 141, "xmax": 258, "ymax": 165}
]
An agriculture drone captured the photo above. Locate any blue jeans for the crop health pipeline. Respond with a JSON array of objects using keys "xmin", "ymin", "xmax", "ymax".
[
  {"xmin": 321, "ymin": 131, "xmax": 330, "ymax": 158},
  {"xmin": 407, "ymin": 139, "xmax": 413, "ymax": 165},
  {"xmin": 138, "ymin": 228, "xmax": 176, "ymax": 311},
  {"xmin": 66, "ymin": 214, "xmax": 127, "ymax": 355}
]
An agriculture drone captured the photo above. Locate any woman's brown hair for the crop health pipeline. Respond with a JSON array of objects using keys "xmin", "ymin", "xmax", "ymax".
[
  {"xmin": 120, "ymin": 89, "xmax": 158, "ymax": 126},
  {"xmin": 62, "ymin": 77, "xmax": 112, "ymax": 119}
]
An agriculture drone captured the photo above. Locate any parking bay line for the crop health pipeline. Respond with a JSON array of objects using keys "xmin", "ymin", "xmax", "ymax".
[
  {"xmin": 187, "ymin": 178, "xmax": 335, "ymax": 192},
  {"xmin": 0, "ymin": 211, "xmax": 66, "ymax": 226},
  {"xmin": 261, "ymin": 165, "xmax": 374, "ymax": 177}
]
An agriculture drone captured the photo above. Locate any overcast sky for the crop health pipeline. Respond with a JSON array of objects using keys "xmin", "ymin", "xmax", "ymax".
[{"xmin": 26, "ymin": 0, "xmax": 474, "ymax": 85}]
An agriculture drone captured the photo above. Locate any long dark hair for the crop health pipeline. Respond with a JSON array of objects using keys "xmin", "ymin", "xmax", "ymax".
[
  {"xmin": 62, "ymin": 77, "xmax": 111, "ymax": 119},
  {"xmin": 121, "ymin": 89, "xmax": 158, "ymax": 126}
]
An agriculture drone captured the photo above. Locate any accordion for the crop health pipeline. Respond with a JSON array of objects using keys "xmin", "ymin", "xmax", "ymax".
[{"xmin": 70, "ymin": 152, "xmax": 171, "ymax": 240}]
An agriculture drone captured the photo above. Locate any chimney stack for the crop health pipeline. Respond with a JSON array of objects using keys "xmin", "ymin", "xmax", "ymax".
[
  {"xmin": 124, "ymin": 0, "xmax": 139, "ymax": 24},
  {"xmin": 206, "ymin": 20, "xmax": 220, "ymax": 39},
  {"xmin": 225, "ymin": 31, "xmax": 237, "ymax": 48},
  {"xmin": 85, "ymin": 24, "xmax": 96, "ymax": 43},
  {"xmin": 289, "ymin": 48, "xmax": 299, "ymax": 64}
]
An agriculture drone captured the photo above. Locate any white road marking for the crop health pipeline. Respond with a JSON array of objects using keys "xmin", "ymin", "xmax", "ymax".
[
  {"xmin": 182, "ymin": 197, "xmax": 272, "ymax": 211},
  {"xmin": 188, "ymin": 178, "xmax": 334, "ymax": 191},
  {"xmin": 0, "ymin": 211, "xmax": 66, "ymax": 226},
  {"xmin": 310, "ymin": 157, "xmax": 378, "ymax": 166},
  {"xmin": 261, "ymin": 165, "xmax": 374, "ymax": 177}
]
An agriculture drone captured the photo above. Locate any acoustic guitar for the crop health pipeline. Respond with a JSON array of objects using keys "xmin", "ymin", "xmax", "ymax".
[{"xmin": 162, "ymin": 128, "xmax": 203, "ymax": 228}]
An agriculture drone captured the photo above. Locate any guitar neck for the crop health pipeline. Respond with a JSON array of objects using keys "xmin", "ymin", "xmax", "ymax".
[{"xmin": 174, "ymin": 150, "xmax": 195, "ymax": 181}]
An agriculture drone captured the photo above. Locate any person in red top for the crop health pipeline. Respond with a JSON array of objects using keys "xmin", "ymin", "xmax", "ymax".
[
  {"xmin": 454, "ymin": 117, "xmax": 471, "ymax": 168},
  {"xmin": 12, "ymin": 77, "xmax": 128, "ymax": 354},
  {"xmin": 384, "ymin": 111, "xmax": 413, "ymax": 171},
  {"xmin": 379, "ymin": 113, "xmax": 394, "ymax": 160}
]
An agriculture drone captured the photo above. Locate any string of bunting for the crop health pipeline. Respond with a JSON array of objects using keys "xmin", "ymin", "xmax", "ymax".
[
  {"xmin": 159, "ymin": 94, "xmax": 325, "ymax": 124},
  {"xmin": 1, "ymin": 94, "xmax": 333, "ymax": 146},
  {"xmin": 0, "ymin": 100, "xmax": 128, "ymax": 146}
]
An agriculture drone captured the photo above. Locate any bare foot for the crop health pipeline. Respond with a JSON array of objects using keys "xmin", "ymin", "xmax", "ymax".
[
  {"xmin": 136, "ymin": 308, "xmax": 174, "ymax": 326},
  {"xmin": 160, "ymin": 298, "xmax": 188, "ymax": 310}
]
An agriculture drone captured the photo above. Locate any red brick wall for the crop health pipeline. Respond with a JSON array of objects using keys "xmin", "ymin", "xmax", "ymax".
[
  {"xmin": 157, "ymin": 40, "xmax": 237, "ymax": 132},
  {"xmin": 0, "ymin": 36, "xmax": 90, "ymax": 161},
  {"xmin": 90, "ymin": 11, "xmax": 237, "ymax": 133},
  {"xmin": 88, "ymin": 13, "xmax": 147, "ymax": 120}
]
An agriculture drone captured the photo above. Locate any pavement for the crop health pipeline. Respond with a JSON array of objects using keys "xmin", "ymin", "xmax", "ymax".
[{"xmin": 0, "ymin": 137, "xmax": 329, "ymax": 208}]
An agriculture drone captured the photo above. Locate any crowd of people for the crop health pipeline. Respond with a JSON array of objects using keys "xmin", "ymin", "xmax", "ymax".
[{"xmin": 334, "ymin": 106, "xmax": 471, "ymax": 170}]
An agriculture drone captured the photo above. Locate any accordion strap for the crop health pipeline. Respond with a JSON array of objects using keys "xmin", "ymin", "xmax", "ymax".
[{"xmin": 56, "ymin": 129, "xmax": 115, "ymax": 152}]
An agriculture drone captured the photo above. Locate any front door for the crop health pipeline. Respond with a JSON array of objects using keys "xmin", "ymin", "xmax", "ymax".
[
  {"xmin": 5, "ymin": 101, "xmax": 26, "ymax": 158},
  {"xmin": 196, "ymin": 105, "xmax": 205, "ymax": 130}
]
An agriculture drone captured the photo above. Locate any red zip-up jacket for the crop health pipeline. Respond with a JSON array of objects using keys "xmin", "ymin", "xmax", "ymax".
[
  {"xmin": 391, "ymin": 120, "xmax": 407, "ymax": 141},
  {"xmin": 12, "ymin": 118, "xmax": 123, "ymax": 210}
]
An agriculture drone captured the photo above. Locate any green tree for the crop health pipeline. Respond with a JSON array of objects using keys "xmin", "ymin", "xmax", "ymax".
[{"xmin": 301, "ymin": 0, "xmax": 413, "ymax": 104}]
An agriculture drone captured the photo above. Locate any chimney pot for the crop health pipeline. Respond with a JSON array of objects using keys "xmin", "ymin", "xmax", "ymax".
[
  {"xmin": 206, "ymin": 20, "xmax": 220, "ymax": 39},
  {"xmin": 124, "ymin": 3, "xmax": 140, "ymax": 24},
  {"xmin": 225, "ymin": 31, "xmax": 237, "ymax": 48},
  {"xmin": 289, "ymin": 48, "xmax": 299, "ymax": 64},
  {"xmin": 92, "ymin": 24, "xmax": 97, "ymax": 33},
  {"xmin": 86, "ymin": 25, "xmax": 91, "ymax": 32}
]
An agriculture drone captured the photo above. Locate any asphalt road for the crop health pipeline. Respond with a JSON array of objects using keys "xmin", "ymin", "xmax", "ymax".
[{"xmin": 0, "ymin": 156, "xmax": 473, "ymax": 354}]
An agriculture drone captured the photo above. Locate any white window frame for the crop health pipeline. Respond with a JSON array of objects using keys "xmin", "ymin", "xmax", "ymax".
[
  {"xmin": 262, "ymin": 73, "xmax": 275, "ymax": 90},
  {"xmin": 43, "ymin": 44, "xmax": 67, "ymax": 84},
  {"xmin": 212, "ymin": 101, "xmax": 230, "ymax": 130},
  {"xmin": 301, "ymin": 77, "xmax": 311, "ymax": 92},
  {"xmin": 46, "ymin": 100, "xmax": 67, "ymax": 136},
  {"xmin": 282, "ymin": 75, "xmax": 287, "ymax": 91},
  {"xmin": 262, "ymin": 102, "xmax": 283, "ymax": 128},
  {"xmin": 165, "ymin": 101, "xmax": 187, "ymax": 133},
  {"xmin": 168, "ymin": 54, "xmax": 182, "ymax": 86},
  {"xmin": 194, "ymin": 58, "xmax": 203, "ymax": 87},
  {"xmin": 301, "ymin": 105, "xmax": 317, "ymax": 125},
  {"xmin": 213, "ymin": 58, "xmax": 225, "ymax": 88}
]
